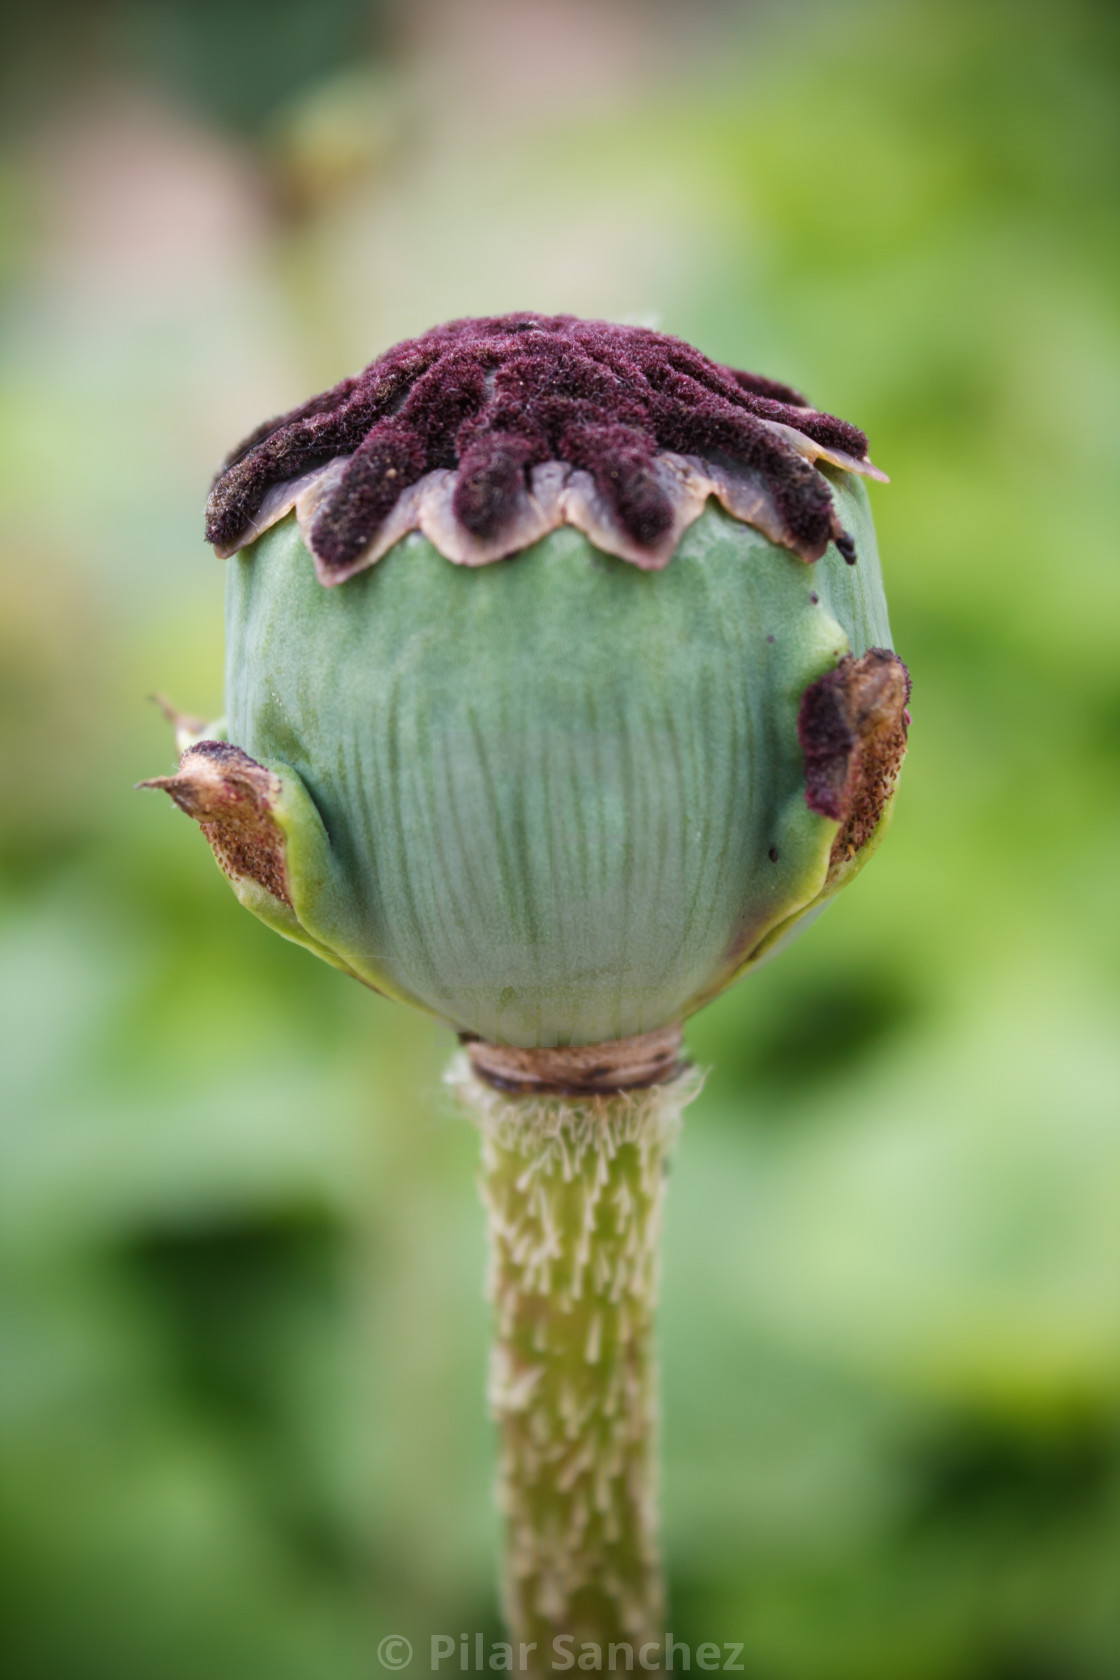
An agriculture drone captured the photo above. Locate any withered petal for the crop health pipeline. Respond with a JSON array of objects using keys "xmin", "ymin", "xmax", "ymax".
[
  {"xmin": 798, "ymin": 648, "xmax": 911, "ymax": 874},
  {"xmin": 139, "ymin": 740, "xmax": 291, "ymax": 905}
]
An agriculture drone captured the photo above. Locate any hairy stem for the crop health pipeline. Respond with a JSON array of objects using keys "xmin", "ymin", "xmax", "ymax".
[{"xmin": 449, "ymin": 1055, "xmax": 702, "ymax": 1665}]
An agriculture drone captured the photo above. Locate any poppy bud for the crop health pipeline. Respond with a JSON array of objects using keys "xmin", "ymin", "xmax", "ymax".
[
  {"xmin": 143, "ymin": 313, "xmax": 910, "ymax": 1654},
  {"xmin": 149, "ymin": 314, "xmax": 908, "ymax": 1053}
]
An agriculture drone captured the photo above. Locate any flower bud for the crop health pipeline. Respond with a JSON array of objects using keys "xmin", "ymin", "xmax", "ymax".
[{"xmin": 146, "ymin": 314, "xmax": 909, "ymax": 1049}]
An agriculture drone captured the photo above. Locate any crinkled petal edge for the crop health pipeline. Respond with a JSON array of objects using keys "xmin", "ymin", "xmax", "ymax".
[{"xmin": 213, "ymin": 438, "xmax": 888, "ymax": 582}]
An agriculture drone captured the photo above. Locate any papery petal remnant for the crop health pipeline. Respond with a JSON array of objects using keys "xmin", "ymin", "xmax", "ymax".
[
  {"xmin": 798, "ymin": 648, "xmax": 911, "ymax": 878},
  {"xmin": 139, "ymin": 741, "xmax": 291, "ymax": 904},
  {"xmin": 205, "ymin": 314, "xmax": 887, "ymax": 584}
]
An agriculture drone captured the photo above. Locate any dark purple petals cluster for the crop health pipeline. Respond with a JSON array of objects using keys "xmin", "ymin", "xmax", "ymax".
[{"xmin": 206, "ymin": 314, "xmax": 879, "ymax": 578}]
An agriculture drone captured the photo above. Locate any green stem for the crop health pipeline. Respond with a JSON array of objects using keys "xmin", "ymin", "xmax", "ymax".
[{"xmin": 450, "ymin": 1056, "xmax": 702, "ymax": 1664}]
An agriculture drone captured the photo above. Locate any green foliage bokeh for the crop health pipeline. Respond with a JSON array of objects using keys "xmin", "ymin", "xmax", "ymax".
[{"xmin": 1, "ymin": 2, "xmax": 1118, "ymax": 1676}]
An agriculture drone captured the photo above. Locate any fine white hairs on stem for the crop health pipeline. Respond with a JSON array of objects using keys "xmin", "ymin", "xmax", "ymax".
[{"xmin": 449, "ymin": 1053, "xmax": 703, "ymax": 1654}]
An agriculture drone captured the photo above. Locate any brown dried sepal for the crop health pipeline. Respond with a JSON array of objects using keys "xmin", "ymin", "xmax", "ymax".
[
  {"xmin": 139, "ymin": 741, "xmax": 291, "ymax": 905},
  {"xmin": 798, "ymin": 648, "xmax": 911, "ymax": 880},
  {"xmin": 149, "ymin": 692, "xmax": 210, "ymax": 755}
]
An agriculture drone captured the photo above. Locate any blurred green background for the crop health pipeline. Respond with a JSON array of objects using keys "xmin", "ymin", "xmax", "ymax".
[{"xmin": 1, "ymin": 1, "xmax": 1118, "ymax": 1675}]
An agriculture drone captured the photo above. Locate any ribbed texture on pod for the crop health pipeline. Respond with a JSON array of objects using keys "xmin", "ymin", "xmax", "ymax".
[{"xmin": 223, "ymin": 469, "xmax": 893, "ymax": 1047}]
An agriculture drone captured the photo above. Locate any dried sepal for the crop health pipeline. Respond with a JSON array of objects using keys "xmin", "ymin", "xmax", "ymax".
[
  {"xmin": 149, "ymin": 693, "xmax": 227, "ymax": 756},
  {"xmin": 139, "ymin": 733, "xmax": 419, "ymax": 1003},
  {"xmin": 139, "ymin": 740, "xmax": 291, "ymax": 904},
  {"xmin": 798, "ymin": 647, "xmax": 911, "ymax": 881}
]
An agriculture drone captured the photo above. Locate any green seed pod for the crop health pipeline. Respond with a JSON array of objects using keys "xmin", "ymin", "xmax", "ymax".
[
  {"xmin": 146, "ymin": 313, "xmax": 909, "ymax": 1052},
  {"xmin": 144, "ymin": 312, "xmax": 911, "ymax": 1654}
]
